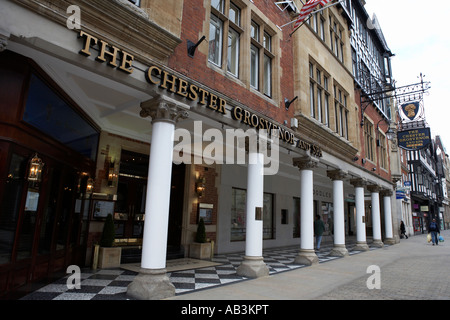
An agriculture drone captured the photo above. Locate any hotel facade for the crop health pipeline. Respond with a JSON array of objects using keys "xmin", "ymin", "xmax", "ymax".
[{"xmin": 0, "ymin": 0, "xmax": 399, "ymax": 299}]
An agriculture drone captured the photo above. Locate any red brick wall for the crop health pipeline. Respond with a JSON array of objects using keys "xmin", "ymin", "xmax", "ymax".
[
  {"xmin": 355, "ymin": 88, "xmax": 392, "ymax": 181},
  {"xmin": 169, "ymin": 0, "xmax": 295, "ymax": 125}
]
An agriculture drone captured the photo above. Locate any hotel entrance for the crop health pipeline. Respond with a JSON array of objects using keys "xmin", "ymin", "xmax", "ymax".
[
  {"xmin": 114, "ymin": 149, "xmax": 186, "ymax": 261},
  {"xmin": 0, "ymin": 51, "xmax": 99, "ymax": 297}
]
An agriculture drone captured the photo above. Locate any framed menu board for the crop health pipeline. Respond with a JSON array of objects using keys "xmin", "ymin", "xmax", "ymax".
[
  {"xmin": 93, "ymin": 200, "xmax": 115, "ymax": 219},
  {"xmin": 198, "ymin": 203, "xmax": 213, "ymax": 224}
]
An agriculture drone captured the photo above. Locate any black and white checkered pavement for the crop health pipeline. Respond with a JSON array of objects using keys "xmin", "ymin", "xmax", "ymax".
[{"xmin": 21, "ymin": 243, "xmax": 381, "ymax": 300}]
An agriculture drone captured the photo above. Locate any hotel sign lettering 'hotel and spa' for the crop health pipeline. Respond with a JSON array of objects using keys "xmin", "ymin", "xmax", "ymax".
[{"xmin": 77, "ymin": 31, "xmax": 322, "ymax": 157}]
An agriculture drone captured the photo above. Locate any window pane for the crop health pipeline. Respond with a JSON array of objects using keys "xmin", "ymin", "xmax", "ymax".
[
  {"xmin": 263, "ymin": 193, "xmax": 274, "ymax": 239},
  {"xmin": 209, "ymin": 15, "xmax": 223, "ymax": 66},
  {"xmin": 227, "ymin": 28, "xmax": 239, "ymax": 77},
  {"xmin": 231, "ymin": 188, "xmax": 246, "ymax": 241},
  {"xmin": 317, "ymin": 88, "xmax": 322, "ymax": 122},
  {"xmin": 293, "ymin": 197, "xmax": 300, "ymax": 238},
  {"xmin": 320, "ymin": 18, "xmax": 325, "ymax": 40},
  {"xmin": 229, "ymin": 2, "xmax": 240, "ymax": 25},
  {"xmin": 23, "ymin": 74, "xmax": 99, "ymax": 161},
  {"xmin": 211, "ymin": 0, "xmax": 224, "ymax": 12},
  {"xmin": 251, "ymin": 20, "xmax": 259, "ymax": 41},
  {"xmin": 0, "ymin": 154, "xmax": 27, "ymax": 264},
  {"xmin": 310, "ymin": 82, "xmax": 315, "ymax": 118},
  {"xmin": 343, "ymin": 110, "xmax": 347, "ymax": 140},
  {"xmin": 263, "ymin": 54, "xmax": 271, "ymax": 97},
  {"xmin": 16, "ymin": 189, "xmax": 39, "ymax": 260},
  {"xmin": 263, "ymin": 32, "xmax": 271, "ymax": 51},
  {"xmin": 38, "ymin": 167, "xmax": 61, "ymax": 255},
  {"xmin": 335, "ymin": 103, "xmax": 339, "ymax": 133},
  {"xmin": 55, "ymin": 171, "xmax": 76, "ymax": 251},
  {"xmin": 250, "ymin": 45, "xmax": 259, "ymax": 89}
]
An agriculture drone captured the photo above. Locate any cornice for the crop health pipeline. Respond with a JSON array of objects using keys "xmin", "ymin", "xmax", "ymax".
[
  {"xmin": 11, "ymin": 0, "xmax": 181, "ymax": 63},
  {"xmin": 296, "ymin": 113, "xmax": 358, "ymax": 161}
]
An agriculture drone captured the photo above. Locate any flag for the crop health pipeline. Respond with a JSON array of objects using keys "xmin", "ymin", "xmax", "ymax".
[{"xmin": 293, "ymin": 0, "xmax": 333, "ymax": 29}]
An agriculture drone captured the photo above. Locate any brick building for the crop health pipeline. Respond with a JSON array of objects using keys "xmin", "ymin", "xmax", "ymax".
[{"xmin": 0, "ymin": 0, "xmax": 398, "ymax": 299}]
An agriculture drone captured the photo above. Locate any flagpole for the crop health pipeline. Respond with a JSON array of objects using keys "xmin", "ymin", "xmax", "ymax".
[{"xmin": 289, "ymin": 0, "xmax": 344, "ymax": 38}]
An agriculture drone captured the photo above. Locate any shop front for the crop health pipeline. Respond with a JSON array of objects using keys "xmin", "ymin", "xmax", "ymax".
[{"xmin": 0, "ymin": 51, "xmax": 98, "ymax": 297}]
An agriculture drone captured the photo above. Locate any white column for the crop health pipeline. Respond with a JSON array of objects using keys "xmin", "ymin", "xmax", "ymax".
[
  {"xmin": 382, "ymin": 190, "xmax": 395, "ymax": 244},
  {"xmin": 301, "ymin": 169, "xmax": 314, "ymax": 250},
  {"xmin": 127, "ymin": 97, "xmax": 188, "ymax": 300},
  {"xmin": 293, "ymin": 156, "xmax": 319, "ymax": 266},
  {"xmin": 327, "ymin": 170, "xmax": 348, "ymax": 257},
  {"xmin": 245, "ymin": 152, "xmax": 264, "ymax": 257},
  {"xmin": 351, "ymin": 178, "xmax": 369, "ymax": 251},
  {"xmin": 369, "ymin": 185, "xmax": 384, "ymax": 247},
  {"xmin": 236, "ymin": 140, "xmax": 269, "ymax": 278},
  {"xmin": 140, "ymin": 120, "xmax": 175, "ymax": 269}
]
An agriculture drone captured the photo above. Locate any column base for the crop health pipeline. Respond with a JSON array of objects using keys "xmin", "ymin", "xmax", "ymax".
[
  {"xmin": 127, "ymin": 268, "xmax": 175, "ymax": 300},
  {"xmin": 372, "ymin": 239, "xmax": 384, "ymax": 248},
  {"xmin": 353, "ymin": 241, "xmax": 370, "ymax": 251},
  {"xmin": 294, "ymin": 249, "xmax": 319, "ymax": 266},
  {"xmin": 384, "ymin": 238, "xmax": 396, "ymax": 245},
  {"xmin": 236, "ymin": 256, "xmax": 269, "ymax": 278},
  {"xmin": 329, "ymin": 244, "xmax": 349, "ymax": 257}
]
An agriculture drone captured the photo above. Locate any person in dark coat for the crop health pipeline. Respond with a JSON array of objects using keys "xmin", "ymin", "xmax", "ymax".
[
  {"xmin": 429, "ymin": 218, "xmax": 441, "ymax": 246},
  {"xmin": 314, "ymin": 214, "xmax": 325, "ymax": 251},
  {"xmin": 400, "ymin": 221, "xmax": 408, "ymax": 239}
]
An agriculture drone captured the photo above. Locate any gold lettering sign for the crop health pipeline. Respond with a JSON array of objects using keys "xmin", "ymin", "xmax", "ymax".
[
  {"xmin": 79, "ymin": 31, "xmax": 134, "ymax": 74},
  {"xmin": 77, "ymin": 31, "xmax": 322, "ymax": 157},
  {"xmin": 146, "ymin": 65, "xmax": 226, "ymax": 115}
]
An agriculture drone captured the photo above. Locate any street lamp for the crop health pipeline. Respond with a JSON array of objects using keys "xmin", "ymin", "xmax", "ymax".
[{"xmin": 386, "ymin": 127, "xmax": 396, "ymax": 141}]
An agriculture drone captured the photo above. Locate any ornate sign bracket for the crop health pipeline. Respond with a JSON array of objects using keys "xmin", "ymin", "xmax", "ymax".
[{"xmin": 359, "ymin": 70, "xmax": 431, "ymax": 128}]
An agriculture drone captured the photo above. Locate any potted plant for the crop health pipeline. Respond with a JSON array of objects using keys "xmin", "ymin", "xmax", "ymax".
[
  {"xmin": 97, "ymin": 214, "xmax": 122, "ymax": 268},
  {"xmin": 189, "ymin": 218, "xmax": 212, "ymax": 260}
]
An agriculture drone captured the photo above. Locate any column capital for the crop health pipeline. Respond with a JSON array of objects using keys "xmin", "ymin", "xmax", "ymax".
[
  {"xmin": 350, "ymin": 178, "xmax": 367, "ymax": 188},
  {"xmin": 380, "ymin": 189, "xmax": 394, "ymax": 197},
  {"xmin": 140, "ymin": 96, "xmax": 189, "ymax": 124},
  {"xmin": 293, "ymin": 156, "xmax": 318, "ymax": 170},
  {"xmin": 367, "ymin": 184, "xmax": 382, "ymax": 193},
  {"xmin": 327, "ymin": 169, "xmax": 348, "ymax": 181}
]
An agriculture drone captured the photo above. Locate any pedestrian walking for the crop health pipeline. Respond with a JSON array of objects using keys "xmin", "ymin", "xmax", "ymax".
[
  {"xmin": 400, "ymin": 220, "xmax": 408, "ymax": 239},
  {"xmin": 314, "ymin": 214, "xmax": 325, "ymax": 251},
  {"xmin": 428, "ymin": 218, "xmax": 440, "ymax": 246}
]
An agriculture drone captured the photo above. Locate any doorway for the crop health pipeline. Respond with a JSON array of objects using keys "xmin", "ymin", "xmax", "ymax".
[
  {"xmin": 167, "ymin": 163, "xmax": 186, "ymax": 258},
  {"xmin": 115, "ymin": 150, "xmax": 149, "ymax": 239},
  {"xmin": 115, "ymin": 150, "xmax": 186, "ymax": 260}
]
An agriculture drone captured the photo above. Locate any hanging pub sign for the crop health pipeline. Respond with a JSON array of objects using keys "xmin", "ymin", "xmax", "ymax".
[
  {"xmin": 397, "ymin": 127, "xmax": 431, "ymax": 151},
  {"xmin": 399, "ymin": 101, "xmax": 424, "ymax": 122}
]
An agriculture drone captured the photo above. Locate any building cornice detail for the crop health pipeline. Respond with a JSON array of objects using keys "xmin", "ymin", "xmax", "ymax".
[
  {"xmin": 11, "ymin": 0, "xmax": 181, "ymax": 63},
  {"xmin": 296, "ymin": 113, "xmax": 358, "ymax": 161}
]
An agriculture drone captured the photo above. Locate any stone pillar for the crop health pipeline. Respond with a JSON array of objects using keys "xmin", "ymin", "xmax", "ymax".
[
  {"xmin": 381, "ymin": 189, "xmax": 395, "ymax": 245},
  {"xmin": 127, "ymin": 96, "xmax": 188, "ymax": 300},
  {"xmin": 327, "ymin": 170, "xmax": 349, "ymax": 257},
  {"xmin": 368, "ymin": 184, "xmax": 384, "ymax": 248},
  {"xmin": 350, "ymin": 178, "xmax": 369, "ymax": 251},
  {"xmin": 293, "ymin": 156, "xmax": 319, "ymax": 266},
  {"xmin": 236, "ymin": 137, "xmax": 269, "ymax": 278}
]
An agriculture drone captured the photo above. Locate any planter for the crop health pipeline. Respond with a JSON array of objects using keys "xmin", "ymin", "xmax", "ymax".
[
  {"xmin": 189, "ymin": 242, "xmax": 211, "ymax": 260},
  {"xmin": 98, "ymin": 247, "xmax": 122, "ymax": 269}
]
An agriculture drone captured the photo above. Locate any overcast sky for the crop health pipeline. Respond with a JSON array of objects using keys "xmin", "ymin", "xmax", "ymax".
[{"xmin": 364, "ymin": 0, "xmax": 450, "ymax": 152}]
